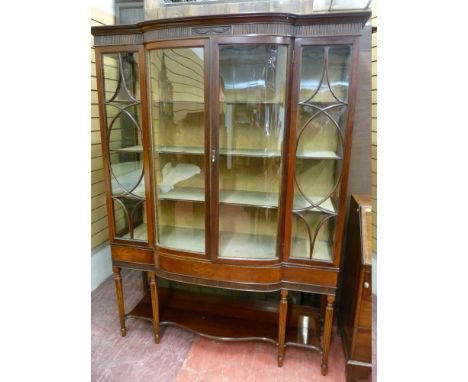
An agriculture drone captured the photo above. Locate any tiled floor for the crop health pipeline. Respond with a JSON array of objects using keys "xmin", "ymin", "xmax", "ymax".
[{"xmin": 92, "ymin": 270, "xmax": 374, "ymax": 382}]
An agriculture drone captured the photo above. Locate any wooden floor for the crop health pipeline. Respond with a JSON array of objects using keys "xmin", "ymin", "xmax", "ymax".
[{"xmin": 92, "ymin": 269, "xmax": 375, "ymax": 382}]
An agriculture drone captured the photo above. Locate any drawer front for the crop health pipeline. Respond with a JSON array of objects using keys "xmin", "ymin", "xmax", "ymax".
[{"xmin": 111, "ymin": 245, "xmax": 153, "ymax": 265}]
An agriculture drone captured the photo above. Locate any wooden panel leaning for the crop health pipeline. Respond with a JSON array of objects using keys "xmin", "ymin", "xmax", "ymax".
[{"xmin": 338, "ymin": 194, "xmax": 373, "ymax": 382}]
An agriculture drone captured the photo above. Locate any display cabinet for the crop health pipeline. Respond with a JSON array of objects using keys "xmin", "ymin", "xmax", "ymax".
[{"xmin": 92, "ymin": 11, "xmax": 370, "ymax": 375}]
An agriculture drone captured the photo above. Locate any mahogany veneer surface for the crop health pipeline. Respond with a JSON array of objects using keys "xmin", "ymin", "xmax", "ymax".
[{"xmin": 128, "ymin": 287, "xmax": 322, "ymax": 349}]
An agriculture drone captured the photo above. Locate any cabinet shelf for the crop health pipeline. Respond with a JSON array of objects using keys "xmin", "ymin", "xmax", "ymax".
[
  {"xmin": 110, "ymin": 145, "xmax": 341, "ymax": 159},
  {"xmin": 156, "ymin": 226, "xmax": 333, "ymax": 261},
  {"xmin": 158, "ymin": 187, "xmax": 335, "ymax": 212},
  {"xmin": 155, "ymin": 146, "xmax": 204, "ymax": 155},
  {"xmin": 122, "ymin": 223, "xmax": 147, "ymax": 241},
  {"xmin": 219, "ymin": 231, "xmax": 277, "ymax": 260},
  {"xmin": 111, "ymin": 145, "xmax": 143, "ymax": 153},
  {"xmin": 221, "ymin": 101, "xmax": 284, "ymax": 105},
  {"xmin": 296, "ymin": 150, "xmax": 341, "ymax": 159},
  {"xmin": 152, "ymin": 100, "xmax": 285, "ymax": 105},
  {"xmin": 152, "ymin": 100, "xmax": 205, "ymax": 105},
  {"xmin": 155, "ymin": 146, "xmax": 339, "ymax": 159},
  {"xmin": 159, "ymin": 226, "xmax": 205, "ymax": 253},
  {"xmin": 158, "ymin": 187, "xmax": 280, "ymax": 208},
  {"xmin": 158, "ymin": 225, "xmax": 277, "ymax": 260},
  {"xmin": 293, "ymin": 196, "xmax": 336, "ymax": 213},
  {"xmin": 290, "ymin": 238, "xmax": 333, "ymax": 262}
]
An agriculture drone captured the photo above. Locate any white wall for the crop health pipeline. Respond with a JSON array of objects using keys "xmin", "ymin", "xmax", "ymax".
[{"xmin": 91, "ymin": 0, "xmax": 115, "ymax": 15}]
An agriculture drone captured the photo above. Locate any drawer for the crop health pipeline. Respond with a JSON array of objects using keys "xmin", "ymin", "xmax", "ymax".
[{"xmin": 111, "ymin": 245, "xmax": 153, "ymax": 265}]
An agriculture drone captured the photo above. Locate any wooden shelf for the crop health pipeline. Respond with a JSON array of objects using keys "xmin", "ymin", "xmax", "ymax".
[
  {"xmin": 158, "ymin": 226, "xmax": 278, "ymax": 260},
  {"xmin": 122, "ymin": 223, "xmax": 147, "ymax": 241},
  {"xmin": 152, "ymin": 100, "xmax": 204, "ymax": 105},
  {"xmin": 290, "ymin": 238, "xmax": 333, "ymax": 261},
  {"xmin": 158, "ymin": 187, "xmax": 279, "ymax": 208},
  {"xmin": 293, "ymin": 195, "xmax": 336, "ymax": 213},
  {"xmin": 157, "ymin": 223, "xmax": 332, "ymax": 261},
  {"xmin": 219, "ymin": 148, "xmax": 280, "ymax": 158},
  {"xmin": 158, "ymin": 226, "xmax": 206, "ymax": 253},
  {"xmin": 155, "ymin": 145, "xmax": 340, "ymax": 159},
  {"xmin": 111, "ymin": 145, "xmax": 143, "ymax": 153},
  {"xmin": 158, "ymin": 187, "xmax": 334, "ymax": 212},
  {"xmin": 219, "ymin": 231, "xmax": 277, "ymax": 260},
  {"xmin": 155, "ymin": 146, "xmax": 204, "ymax": 155},
  {"xmin": 296, "ymin": 150, "xmax": 341, "ymax": 159},
  {"xmin": 221, "ymin": 101, "xmax": 284, "ymax": 105},
  {"xmin": 126, "ymin": 287, "xmax": 321, "ymax": 350},
  {"xmin": 158, "ymin": 187, "xmax": 205, "ymax": 203},
  {"xmin": 220, "ymin": 189, "xmax": 279, "ymax": 208}
]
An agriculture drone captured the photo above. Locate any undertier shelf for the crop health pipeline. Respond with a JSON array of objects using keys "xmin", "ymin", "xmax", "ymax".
[
  {"xmin": 126, "ymin": 288, "xmax": 322, "ymax": 350},
  {"xmin": 155, "ymin": 146, "xmax": 340, "ymax": 159},
  {"xmin": 158, "ymin": 187, "xmax": 335, "ymax": 212}
]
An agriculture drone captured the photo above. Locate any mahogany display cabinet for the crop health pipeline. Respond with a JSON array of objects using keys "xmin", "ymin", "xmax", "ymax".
[{"xmin": 92, "ymin": 11, "xmax": 371, "ymax": 375}]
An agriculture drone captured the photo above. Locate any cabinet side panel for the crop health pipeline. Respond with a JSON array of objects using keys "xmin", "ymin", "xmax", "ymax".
[
  {"xmin": 347, "ymin": 25, "xmax": 372, "ymax": 197},
  {"xmin": 336, "ymin": 25, "xmax": 371, "ymax": 307}
]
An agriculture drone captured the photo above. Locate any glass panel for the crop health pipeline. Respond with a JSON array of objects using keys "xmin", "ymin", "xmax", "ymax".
[
  {"xmin": 102, "ymin": 52, "xmax": 147, "ymax": 241},
  {"xmin": 149, "ymin": 47, "xmax": 206, "ymax": 253},
  {"xmin": 114, "ymin": 197, "xmax": 147, "ymax": 240},
  {"xmin": 291, "ymin": 44, "xmax": 351, "ymax": 262},
  {"xmin": 290, "ymin": 213, "xmax": 336, "ymax": 261},
  {"xmin": 219, "ymin": 206, "xmax": 278, "ymax": 259},
  {"xmin": 218, "ymin": 44, "xmax": 288, "ymax": 260}
]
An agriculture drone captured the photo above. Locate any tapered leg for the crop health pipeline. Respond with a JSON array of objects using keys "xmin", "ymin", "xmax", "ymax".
[
  {"xmin": 320, "ymin": 294, "xmax": 326, "ymax": 336},
  {"xmin": 321, "ymin": 294, "xmax": 335, "ymax": 376},
  {"xmin": 277, "ymin": 289, "xmax": 288, "ymax": 367},
  {"xmin": 142, "ymin": 271, "xmax": 149, "ymax": 291},
  {"xmin": 112, "ymin": 266, "xmax": 126, "ymax": 337},
  {"xmin": 149, "ymin": 272, "xmax": 160, "ymax": 344}
]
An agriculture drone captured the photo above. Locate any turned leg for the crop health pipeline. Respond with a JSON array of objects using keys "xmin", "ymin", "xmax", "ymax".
[
  {"xmin": 321, "ymin": 294, "xmax": 335, "ymax": 376},
  {"xmin": 142, "ymin": 271, "xmax": 149, "ymax": 291},
  {"xmin": 277, "ymin": 289, "xmax": 288, "ymax": 367},
  {"xmin": 112, "ymin": 266, "xmax": 126, "ymax": 337},
  {"xmin": 149, "ymin": 272, "xmax": 160, "ymax": 344}
]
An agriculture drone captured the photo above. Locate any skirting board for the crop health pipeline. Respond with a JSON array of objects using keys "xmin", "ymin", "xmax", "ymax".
[{"xmin": 91, "ymin": 243, "xmax": 112, "ymax": 291}]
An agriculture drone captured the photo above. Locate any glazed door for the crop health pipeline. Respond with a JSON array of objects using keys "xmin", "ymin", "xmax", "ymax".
[
  {"xmin": 212, "ymin": 37, "xmax": 290, "ymax": 262},
  {"xmin": 96, "ymin": 46, "xmax": 153, "ymax": 244},
  {"xmin": 286, "ymin": 37, "xmax": 357, "ymax": 266},
  {"xmin": 147, "ymin": 40, "xmax": 210, "ymax": 256}
]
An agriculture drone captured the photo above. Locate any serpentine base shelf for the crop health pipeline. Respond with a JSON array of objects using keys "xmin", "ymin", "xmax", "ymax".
[{"xmin": 126, "ymin": 287, "xmax": 322, "ymax": 357}]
